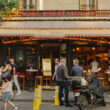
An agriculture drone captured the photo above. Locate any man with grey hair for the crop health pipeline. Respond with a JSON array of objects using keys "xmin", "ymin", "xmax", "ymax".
[{"xmin": 70, "ymin": 59, "xmax": 83, "ymax": 77}]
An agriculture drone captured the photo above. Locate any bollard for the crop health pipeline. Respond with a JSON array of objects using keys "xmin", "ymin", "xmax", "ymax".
[
  {"xmin": 38, "ymin": 85, "xmax": 42, "ymax": 105},
  {"xmin": 55, "ymin": 86, "xmax": 60, "ymax": 106},
  {"xmin": 33, "ymin": 88, "xmax": 40, "ymax": 110}
]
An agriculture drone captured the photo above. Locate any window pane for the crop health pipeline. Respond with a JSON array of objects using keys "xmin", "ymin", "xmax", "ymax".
[
  {"xmin": 80, "ymin": 0, "xmax": 97, "ymax": 10},
  {"xmin": 30, "ymin": 0, "xmax": 33, "ymax": 9},
  {"xmin": 22, "ymin": 0, "xmax": 35, "ymax": 10},
  {"xmin": 23, "ymin": 0, "xmax": 27, "ymax": 10},
  {"xmin": 80, "ymin": 0, "xmax": 88, "ymax": 10},
  {"xmin": 89, "ymin": 0, "xmax": 96, "ymax": 10}
]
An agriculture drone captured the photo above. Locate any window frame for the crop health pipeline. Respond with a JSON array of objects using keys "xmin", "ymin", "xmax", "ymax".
[{"xmin": 80, "ymin": 0, "xmax": 97, "ymax": 10}]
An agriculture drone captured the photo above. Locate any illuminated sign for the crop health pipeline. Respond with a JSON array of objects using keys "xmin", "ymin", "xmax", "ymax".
[
  {"xmin": 9, "ymin": 10, "xmax": 110, "ymax": 17},
  {"xmin": 20, "ymin": 10, "xmax": 95, "ymax": 17}
]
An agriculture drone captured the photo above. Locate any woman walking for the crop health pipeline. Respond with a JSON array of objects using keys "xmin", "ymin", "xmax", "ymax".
[{"xmin": 0, "ymin": 75, "xmax": 18, "ymax": 110}]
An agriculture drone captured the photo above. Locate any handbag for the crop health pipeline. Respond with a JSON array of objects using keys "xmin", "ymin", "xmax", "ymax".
[
  {"xmin": 2, "ymin": 69, "xmax": 11, "ymax": 78},
  {"xmin": 81, "ymin": 77, "xmax": 87, "ymax": 86}
]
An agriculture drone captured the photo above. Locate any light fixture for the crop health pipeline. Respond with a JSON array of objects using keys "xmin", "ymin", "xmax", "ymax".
[
  {"xmin": 92, "ymin": 47, "xmax": 95, "ymax": 51},
  {"xmin": 73, "ymin": 48, "xmax": 75, "ymax": 52},
  {"xmin": 76, "ymin": 48, "xmax": 80, "ymax": 51}
]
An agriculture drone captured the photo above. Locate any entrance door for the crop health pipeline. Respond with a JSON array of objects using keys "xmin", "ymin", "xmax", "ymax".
[{"xmin": 41, "ymin": 43, "xmax": 60, "ymax": 75}]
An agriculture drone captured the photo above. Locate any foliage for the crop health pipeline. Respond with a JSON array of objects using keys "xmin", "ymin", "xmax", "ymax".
[{"xmin": 0, "ymin": 0, "xmax": 18, "ymax": 20}]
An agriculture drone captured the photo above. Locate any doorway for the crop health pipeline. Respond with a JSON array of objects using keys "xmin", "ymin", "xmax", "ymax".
[{"xmin": 41, "ymin": 43, "xmax": 60, "ymax": 75}]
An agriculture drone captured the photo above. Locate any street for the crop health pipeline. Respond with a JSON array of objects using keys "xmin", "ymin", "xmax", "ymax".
[
  {"xmin": 0, "ymin": 90, "xmax": 110, "ymax": 110},
  {"xmin": 0, "ymin": 101, "xmax": 33, "ymax": 110},
  {"xmin": 0, "ymin": 101, "xmax": 110, "ymax": 110}
]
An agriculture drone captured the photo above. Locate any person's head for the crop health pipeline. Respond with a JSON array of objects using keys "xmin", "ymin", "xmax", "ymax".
[
  {"xmin": 73, "ymin": 59, "xmax": 79, "ymax": 66},
  {"xmin": 4, "ymin": 59, "xmax": 10, "ymax": 66},
  {"xmin": 10, "ymin": 58, "xmax": 14, "ymax": 64},
  {"xmin": 61, "ymin": 59, "xmax": 66, "ymax": 65},
  {"xmin": 55, "ymin": 58, "xmax": 60, "ymax": 65}
]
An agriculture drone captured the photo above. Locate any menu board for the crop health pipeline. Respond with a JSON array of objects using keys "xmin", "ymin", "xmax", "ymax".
[{"xmin": 42, "ymin": 58, "xmax": 52, "ymax": 76}]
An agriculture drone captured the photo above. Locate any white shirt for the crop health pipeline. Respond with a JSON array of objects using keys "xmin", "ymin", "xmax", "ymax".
[{"xmin": 90, "ymin": 61, "xmax": 99, "ymax": 73}]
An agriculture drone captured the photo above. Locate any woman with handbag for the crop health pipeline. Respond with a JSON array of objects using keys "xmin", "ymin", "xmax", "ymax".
[
  {"xmin": 1, "ymin": 59, "xmax": 12, "ymax": 78},
  {"xmin": 0, "ymin": 75, "xmax": 18, "ymax": 110}
]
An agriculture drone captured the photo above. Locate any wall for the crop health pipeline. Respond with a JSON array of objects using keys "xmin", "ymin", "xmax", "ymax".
[
  {"xmin": 98, "ymin": 0, "xmax": 110, "ymax": 10},
  {"xmin": 43, "ymin": 0, "xmax": 79, "ymax": 10}
]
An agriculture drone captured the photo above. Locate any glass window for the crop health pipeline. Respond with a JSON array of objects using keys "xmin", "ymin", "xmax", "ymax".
[
  {"xmin": 21, "ymin": 0, "xmax": 35, "ymax": 10},
  {"xmin": 30, "ymin": 0, "xmax": 34, "ymax": 9},
  {"xmin": 80, "ymin": 0, "xmax": 97, "ymax": 10},
  {"xmin": 23, "ymin": 0, "xmax": 27, "ymax": 10}
]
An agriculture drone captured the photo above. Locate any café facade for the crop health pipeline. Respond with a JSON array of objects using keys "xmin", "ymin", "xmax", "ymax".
[{"xmin": 1, "ymin": 8, "xmax": 110, "ymax": 87}]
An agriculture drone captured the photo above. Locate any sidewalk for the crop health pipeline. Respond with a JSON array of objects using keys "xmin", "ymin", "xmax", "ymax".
[
  {"xmin": 0, "ymin": 90, "xmax": 110, "ymax": 103},
  {"xmin": 40, "ymin": 104, "xmax": 110, "ymax": 110}
]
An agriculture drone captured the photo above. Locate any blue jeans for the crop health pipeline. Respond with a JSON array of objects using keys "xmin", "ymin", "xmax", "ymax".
[{"xmin": 57, "ymin": 81, "xmax": 69, "ymax": 104}]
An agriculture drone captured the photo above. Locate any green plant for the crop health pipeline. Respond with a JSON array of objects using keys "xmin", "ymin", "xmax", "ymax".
[{"xmin": 0, "ymin": 0, "xmax": 18, "ymax": 20}]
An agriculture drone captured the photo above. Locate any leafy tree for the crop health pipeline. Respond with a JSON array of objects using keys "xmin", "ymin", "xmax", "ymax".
[{"xmin": 0, "ymin": 0, "xmax": 18, "ymax": 21}]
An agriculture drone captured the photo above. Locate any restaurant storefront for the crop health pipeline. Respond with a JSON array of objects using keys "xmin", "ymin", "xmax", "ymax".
[
  {"xmin": 0, "ymin": 36, "xmax": 110, "ymax": 87},
  {"xmin": 1, "ymin": 10, "xmax": 110, "ymax": 88}
]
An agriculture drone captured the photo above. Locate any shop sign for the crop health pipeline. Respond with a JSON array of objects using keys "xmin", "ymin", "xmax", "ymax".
[
  {"xmin": 20, "ymin": 10, "xmax": 95, "ymax": 17},
  {"xmin": 42, "ymin": 58, "xmax": 52, "ymax": 76}
]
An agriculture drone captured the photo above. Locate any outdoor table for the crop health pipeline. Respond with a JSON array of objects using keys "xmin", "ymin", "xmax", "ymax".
[{"xmin": 26, "ymin": 69, "xmax": 38, "ymax": 91}]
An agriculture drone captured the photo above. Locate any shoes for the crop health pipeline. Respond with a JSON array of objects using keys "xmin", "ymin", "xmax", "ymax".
[
  {"xmin": 60, "ymin": 103, "xmax": 64, "ymax": 106},
  {"xmin": 65, "ymin": 103, "xmax": 72, "ymax": 107},
  {"xmin": 16, "ymin": 92, "xmax": 22, "ymax": 96},
  {"xmin": 14, "ymin": 106, "xmax": 18, "ymax": 110}
]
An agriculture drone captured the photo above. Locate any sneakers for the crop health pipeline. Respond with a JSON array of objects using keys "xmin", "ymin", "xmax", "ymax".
[
  {"xmin": 16, "ymin": 92, "xmax": 22, "ymax": 96},
  {"xmin": 14, "ymin": 106, "xmax": 18, "ymax": 110}
]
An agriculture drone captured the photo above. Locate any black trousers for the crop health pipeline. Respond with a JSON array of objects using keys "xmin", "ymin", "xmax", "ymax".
[{"xmin": 57, "ymin": 81, "xmax": 69, "ymax": 104}]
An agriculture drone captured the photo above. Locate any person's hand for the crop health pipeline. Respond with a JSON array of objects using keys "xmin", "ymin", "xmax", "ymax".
[{"xmin": 52, "ymin": 76, "xmax": 54, "ymax": 81}]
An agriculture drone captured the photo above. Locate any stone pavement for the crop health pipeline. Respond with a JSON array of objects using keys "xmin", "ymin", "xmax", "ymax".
[
  {"xmin": 40, "ymin": 103, "xmax": 110, "ymax": 110},
  {"xmin": 0, "ymin": 101, "xmax": 110, "ymax": 110},
  {"xmin": 0, "ymin": 101, "xmax": 33, "ymax": 110},
  {"xmin": 1, "ymin": 90, "xmax": 110, "ymax": 103},
  {"xmin": 0, "ymin": 90, "xmax": 110, "ymax": 103},
  {"xmin": 0, "ymin": 90, "xmax": 110, "ymax": 110}
]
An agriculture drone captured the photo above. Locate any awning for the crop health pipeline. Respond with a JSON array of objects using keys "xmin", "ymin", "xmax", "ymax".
[
  {"xmin": 0, "ymin": 21, "xmax": 110, "ymax": 38},
  {"xmin": 1, "ymin": 21, "xmax": 110, "ymax": 29}
]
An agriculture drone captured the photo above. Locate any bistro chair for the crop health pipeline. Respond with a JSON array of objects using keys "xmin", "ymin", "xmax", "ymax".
[
  {"xmin": 43, "ymin": 76, "xmax": 52, "ymax": 86},
  {"xmin": 18, "ymin": 72, "xmax": 25, "ymax": 90},
  {"xmin": 35, "ymin": 76, "xmax": 43, "ymax": 87}
]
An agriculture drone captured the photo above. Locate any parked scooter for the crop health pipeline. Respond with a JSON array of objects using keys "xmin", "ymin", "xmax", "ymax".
[
  {"xmin": 68, "ymin": 74, "xmax": 106, "ymax": 110},
  {"xmin": 68, "ymin": 77, "xmax": 88, "ymax": 110}
]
